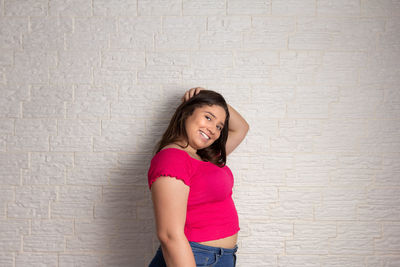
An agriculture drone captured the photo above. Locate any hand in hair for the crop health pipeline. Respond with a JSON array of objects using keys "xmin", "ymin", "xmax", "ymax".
[{"xmin": 181, "ymin": 87, "xmax": 204, "ymax": 102}]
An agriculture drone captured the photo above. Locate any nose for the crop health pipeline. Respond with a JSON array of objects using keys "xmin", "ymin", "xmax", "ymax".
[{"xmin": 207, "ymin": 125, "xmax": 217, "ymax": 136}]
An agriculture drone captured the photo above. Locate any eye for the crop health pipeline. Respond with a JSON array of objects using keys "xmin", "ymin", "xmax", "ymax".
[
  {"xmin": 217, "ymin": 125, "xmax": 222, "ymax": 131},
  {"xmin": 205, "ymin": 115, "xmax": 211, "ymax": 121}
]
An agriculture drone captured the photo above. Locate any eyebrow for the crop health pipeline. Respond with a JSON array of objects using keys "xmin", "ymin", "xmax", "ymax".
[{"xmin": 205, "ymin": 111, "xmax": 225, "ymax": 127}]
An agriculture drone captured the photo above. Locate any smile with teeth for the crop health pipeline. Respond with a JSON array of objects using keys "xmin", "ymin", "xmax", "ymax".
[{"xmin": 199, "ymin": 130, "xmax": 210, "ymax": 140}]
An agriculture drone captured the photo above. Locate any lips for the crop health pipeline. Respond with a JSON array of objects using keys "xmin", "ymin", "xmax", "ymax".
[{"xmin": 199, "ymin": 130, "xmax": 210, "ymax": 140}]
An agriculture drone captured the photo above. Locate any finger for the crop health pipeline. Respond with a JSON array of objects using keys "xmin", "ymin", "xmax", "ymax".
[
  {"xmin": 189, "ymin": 88, "xmax": 196, "ymax": 98},
  {"xmin": 185, "ymin": 91, "xmax": 190, "ymax": 101}
]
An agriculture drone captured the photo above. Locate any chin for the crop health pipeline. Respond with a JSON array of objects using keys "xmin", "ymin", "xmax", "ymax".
[
  {"xmin": 200, "ymin": 141, "xmax": 215, "ymax": 149},
  {"xmin": 192, "ymin": 142, "xmax": 209, "ymax": 151}
]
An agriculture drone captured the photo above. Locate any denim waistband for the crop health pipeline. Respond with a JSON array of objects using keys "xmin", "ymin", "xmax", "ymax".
[{"xmin": 189, "ymin": 241, "xmax": 238, "ymax": 254}]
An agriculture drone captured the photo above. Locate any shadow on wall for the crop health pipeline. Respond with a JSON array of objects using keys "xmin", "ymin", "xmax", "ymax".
[{"xmin": 103, "ymin": 95, "xmax": 180, "ymax": 266}]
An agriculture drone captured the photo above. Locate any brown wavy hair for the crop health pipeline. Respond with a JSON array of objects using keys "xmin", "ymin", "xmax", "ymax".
[{"xmin": 154, "ymin": 90, "xmax": 230, "ymax": 167}]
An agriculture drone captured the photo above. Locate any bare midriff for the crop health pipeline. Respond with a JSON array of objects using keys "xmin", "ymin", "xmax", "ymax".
[{"xmin": 197, "ymin": 232, "xmax": 238, "ymax": 249}]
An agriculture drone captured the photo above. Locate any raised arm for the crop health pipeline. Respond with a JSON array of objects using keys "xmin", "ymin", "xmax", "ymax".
[
  {"xmin": 182, "ymin": 87, "xmax": 250, "ymax": 156},
  {"xmin": 225, "ymin": 104, "xmax": 249, "ymax": 156},
  {"xmin": 151, "ymin": 177, "xmax": 196, "ymax": 267}
]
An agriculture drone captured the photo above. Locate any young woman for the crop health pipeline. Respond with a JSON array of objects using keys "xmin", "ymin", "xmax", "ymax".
[{"xmin": 147, "ymin": 87, "xmax": 249, "ymax": 267}]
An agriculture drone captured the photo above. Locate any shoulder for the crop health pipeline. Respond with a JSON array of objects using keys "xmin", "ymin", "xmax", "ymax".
[
  {"xmin": 151, "ymin": 147, "xmax": 192, "ymax": 167},
  {"xmin": 156, "ymin": 143, "xmax": 194, "ymax": 161},
  {"xmin": 148, "ymin": 146, "xmax": 194, "ymax": 189}
]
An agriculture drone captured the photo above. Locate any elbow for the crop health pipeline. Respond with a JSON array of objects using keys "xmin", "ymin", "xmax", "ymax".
[
  {"xmin": 242, "ymin": 121, "xmax": 250, "ymax": 136},
  {"xmin": 157, "ymin": 230, "xmax": 187, "ymax": 245},
  {"xmin": 242, "ymin": 123, "xmax": 250, "ymax": 141}
]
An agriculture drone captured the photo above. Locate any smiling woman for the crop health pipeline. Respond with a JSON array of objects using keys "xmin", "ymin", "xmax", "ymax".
[
  {"xmin": 182, "ymin": 105, "xmax": 226, "ymax": 155},
  {"xmin": 155, "ymin": 88, "xmax": 233, "ymax": 166},
  {"xmin": 148, "ymin": 87, "xmax": 249, "ymax": 267}
]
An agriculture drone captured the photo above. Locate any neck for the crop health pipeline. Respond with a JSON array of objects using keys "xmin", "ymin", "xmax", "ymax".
[{"xmin": 174, "ymin": 140, "xmax": 197, "ymax": 156}]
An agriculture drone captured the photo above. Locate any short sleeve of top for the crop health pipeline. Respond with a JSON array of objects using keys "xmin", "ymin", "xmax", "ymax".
[{"xmin": 148, "ymin": 149, "xmax": 193, "ymax": 189}]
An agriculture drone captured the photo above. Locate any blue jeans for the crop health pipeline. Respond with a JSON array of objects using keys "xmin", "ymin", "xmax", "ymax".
[{"xmin": 148, "ymin": 241, "xmax": 238, "ymax": 267}]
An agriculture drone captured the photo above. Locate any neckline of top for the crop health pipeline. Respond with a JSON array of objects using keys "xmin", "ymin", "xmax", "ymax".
[
  {"xmin": 160, "ymin": 148, "xmax": 228, "ymax": 169},
  {"xmin": 160, "ymin": 147, "xmax": 208, "ymax": 163}
]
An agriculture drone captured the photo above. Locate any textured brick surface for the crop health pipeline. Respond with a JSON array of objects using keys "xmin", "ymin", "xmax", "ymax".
[
  {"xmin": 183, "ymin": 0, "xmax": 225, "ymax": 15},
  {"xmin": 0, "ymin": 0, "xmax": 399, "ymax": 266},
  {"xmin": 4, "ymin": 0, "xmax": 47, "ymax": 16},
  {"xmin": 93, "ymin": 0, "xmax": 137, "ymax": 16}
]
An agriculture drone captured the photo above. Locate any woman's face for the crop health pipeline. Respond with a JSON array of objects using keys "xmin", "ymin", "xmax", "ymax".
[{"xmin": 184, "ymin": 104, "xmax": 226, "ymax": 151}]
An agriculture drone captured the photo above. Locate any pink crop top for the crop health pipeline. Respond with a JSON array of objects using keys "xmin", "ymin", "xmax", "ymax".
[{"xmin": 148, "ymin": 148, "xmax": 240, "ymax": 242}]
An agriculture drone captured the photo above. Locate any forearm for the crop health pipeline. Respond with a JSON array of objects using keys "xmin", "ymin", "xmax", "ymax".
[
  {"xmin": 160, "ymin": 236, "xmax": 196, "ymax": 267},
  {"xmin": 228, "ymin": 104, "xmax": 249, "ymax": 133}
]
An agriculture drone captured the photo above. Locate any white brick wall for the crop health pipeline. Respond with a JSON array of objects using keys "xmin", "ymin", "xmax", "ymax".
[{"xmin": 0, "ymin": 0, "xmax": 399, "ymax": 266}]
